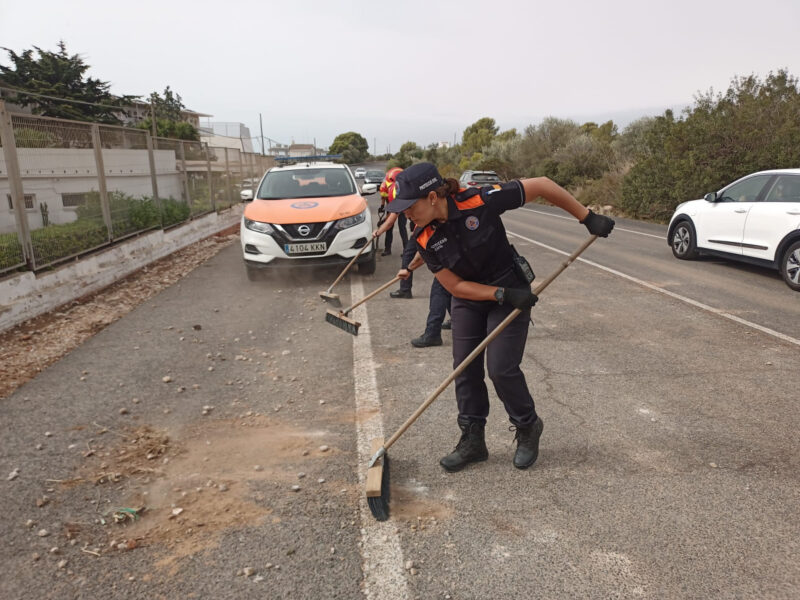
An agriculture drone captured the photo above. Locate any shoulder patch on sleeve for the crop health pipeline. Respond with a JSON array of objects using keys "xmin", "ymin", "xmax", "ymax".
[{"xmin": 455, "ymin": 189, "xmax": 485, "ymax": 210}]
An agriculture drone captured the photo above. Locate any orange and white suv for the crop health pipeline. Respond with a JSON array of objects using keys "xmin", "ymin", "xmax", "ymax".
[{"xmin": 241, "ymin": 162, "xmax": 377, "ymax": 279}]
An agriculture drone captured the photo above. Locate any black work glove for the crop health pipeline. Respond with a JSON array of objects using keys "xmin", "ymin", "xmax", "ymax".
[
  {"xmin": 504, "ymin": 288, "xmax": 538, "ymax": 310},
  {"xmin": 581, "ymin": 209, "xmax": 615, "ymax": 237}
]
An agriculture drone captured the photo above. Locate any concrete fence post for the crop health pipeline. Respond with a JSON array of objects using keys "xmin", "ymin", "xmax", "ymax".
[
  {"xmin": 145, "ymin": 133, "xmax": 162, "ymax": 218},
  {"xmin": 0, "ymin": 100, "xmax": 34, "ymax": 267},
  {"xmin": 90, "ymin": 124, "xmax": 114, "ymax": 241},
  {"xmin": 205, "ymin": 143, "xmax": 215, "ymax": 212},
  {"xmin": 224, "ymin": 147, "xmax": 232, "ymax": 209},
  {"xmin": 177, "ymin": 140, "xmax": 190, "ymax": 210}
]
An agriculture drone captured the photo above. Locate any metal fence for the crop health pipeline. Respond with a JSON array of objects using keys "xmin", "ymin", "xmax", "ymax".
[{"xmin": 0, "ymin": 100, "xmax": 274, "ymax": 275}]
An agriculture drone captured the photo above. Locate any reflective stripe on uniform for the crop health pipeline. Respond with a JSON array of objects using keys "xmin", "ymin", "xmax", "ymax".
[{"xmin": 416, "ymin": 225, "xmax": 435, "ymax": 249}]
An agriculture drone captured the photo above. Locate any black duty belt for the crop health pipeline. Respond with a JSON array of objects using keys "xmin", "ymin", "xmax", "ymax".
[{"xmin": 480, "ymin": 267, "xmax": 518, "ymax": 287}]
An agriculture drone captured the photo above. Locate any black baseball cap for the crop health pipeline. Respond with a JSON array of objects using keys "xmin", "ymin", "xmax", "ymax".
[{"xmin": 387, "ymin": 162, "xmax": 443, "ymax": 212}]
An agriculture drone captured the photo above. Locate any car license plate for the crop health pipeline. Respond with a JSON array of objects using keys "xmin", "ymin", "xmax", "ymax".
[{"xmin": 284, "ymin": 242, "xmax": 326, "ymax": 254}]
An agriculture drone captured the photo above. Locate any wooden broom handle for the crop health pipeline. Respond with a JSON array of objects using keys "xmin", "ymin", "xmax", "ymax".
[
  {"xmin": 343, "ymin": 263, "xmax": 421, "ymax": 315},
  {"xmin": 325, "ymin": 240, "xmax": 373, "ymax": 293},
  {"xmin": 382, "ymin": 235, "xmax": 598, "ymax": 452}
]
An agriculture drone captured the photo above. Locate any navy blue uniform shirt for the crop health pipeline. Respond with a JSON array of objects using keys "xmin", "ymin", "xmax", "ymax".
[{"xmin": 414, "ymin": 181, "xmax": 526, "ymax": 284}]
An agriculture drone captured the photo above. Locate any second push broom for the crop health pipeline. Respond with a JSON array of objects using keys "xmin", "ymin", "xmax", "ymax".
[
  {"xmin": 325, "ymin": 265, "xmax": 419, "ymax": 336},
  {"xmin": 319, "ymin": 239, "xmax": 375, "ymax": 307},
  {"xmin": 364, "ymin": 235, "xmax": 598, "ymax": 521}
]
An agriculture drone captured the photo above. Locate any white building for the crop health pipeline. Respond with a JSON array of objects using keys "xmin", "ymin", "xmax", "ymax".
[
  {"xmin": 199, "ymin": 122, "xmax": 254, "ymax": 154},
  {"xmin": 1, "ymin": 148, "xmax": 183, "ymax": 233}
]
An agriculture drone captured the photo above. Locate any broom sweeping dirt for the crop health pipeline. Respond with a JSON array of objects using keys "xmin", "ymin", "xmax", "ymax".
[
  {"xmin": 319, "ymin": 239, "xmax": 375, "ymax": 307},
  {"xmin": 325, "ymin": 265, "xmax": 419, "ymax": 335},
  {"xmin": 365, "ymin": 235, "xmax": 598, "ymax": 521}
]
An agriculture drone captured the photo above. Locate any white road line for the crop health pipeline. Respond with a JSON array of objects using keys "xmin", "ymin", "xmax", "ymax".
[
  {"xmin": 519, "ymin": 207, "xmax": 666, "ymax": 240},
  {"xmin": 350, "ymin": 277, "xmax": 409, "ymax": 600},
  {"xmin": 507, "ymin": 230, "xmax": 800, "ymax": 348}
]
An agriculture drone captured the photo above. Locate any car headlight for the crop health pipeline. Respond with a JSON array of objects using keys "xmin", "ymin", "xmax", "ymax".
[
  {"xmin": 243, "ymin": 217, "xmax": 274, "ymax": 235},
  {"xmin": 335, "ymin": 210, "xmax": 366, "ymax": 230}
]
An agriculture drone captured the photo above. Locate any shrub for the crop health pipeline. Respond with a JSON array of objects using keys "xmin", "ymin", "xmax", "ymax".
[{"xmin": 0, "ymin": 232, "xmax": 25, "ymax": 270}]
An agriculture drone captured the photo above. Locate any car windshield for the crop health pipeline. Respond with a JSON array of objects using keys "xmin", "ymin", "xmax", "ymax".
[
  {"xmin": 256, "ymin": 169, "xmax": 355, "ymax": 199},
  {"xmin": 472, "ymin": 173, "xmax": 501, "ymax": 182},
  {"xmin": 366, "ymin": 170, "xmax": 384, "ymax": 178}
]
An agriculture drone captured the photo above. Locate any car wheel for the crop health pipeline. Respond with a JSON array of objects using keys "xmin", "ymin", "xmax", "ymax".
[
  {"xmin": 358, "ymin": 248, "xmax": 376, "ymax": 275},
  {"xmin": 671, "ymin": 220, "xmax": 698, "ymax": 260},
  {"xmin": 780, "ymin": 240, "xmax": 800, "ymax": 291}
]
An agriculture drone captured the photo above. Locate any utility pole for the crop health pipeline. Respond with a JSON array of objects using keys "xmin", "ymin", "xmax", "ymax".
[
  {"xmin": 373, "ymin": 137, "xmax": 376, "ymax": 156},
  {"xmin": 259, "ymin": 113, "xmax": 265, "ymax": 156},
  {"xmin": 150, "ymin": 99, "xmax": 157, "ymax": 139}
]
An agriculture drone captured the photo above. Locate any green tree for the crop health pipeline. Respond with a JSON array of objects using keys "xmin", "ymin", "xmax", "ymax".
[
  {"xmin": 552, "ymin": 134, "xmax": 615, "ymax": 187},
  {"xmin": 621, "ymin": 69, "xmax": 800, "ymax": 220},
  {"xmin": 0, "ymin": 41, "xmax": 136, "ymax": 124},
  {"xmin": 329, "ymin": 131, "xmax": 369, "ymax": 163},
  {"xmin": 518, "ymin": 117, "xmax": 581, "ymax": 177},
  {"xmin": 150, "ymin": 86, "xmax": 184, "ymax": 122},
  {"xmin": 136, "ymin": 86, "xmax": 199, "ymax": 140},
  {"xmin": 462, "ymin": 117, "xmax": 499, "ymax": 155},
  {"xmin": 388, "ymin": 141, "xmax": 424, "ymax": 168}
]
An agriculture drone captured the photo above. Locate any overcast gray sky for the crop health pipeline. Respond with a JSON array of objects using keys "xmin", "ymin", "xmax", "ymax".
[{"xmin": 2, "ymin": 0, "xmax": 799, "ymax": 153}]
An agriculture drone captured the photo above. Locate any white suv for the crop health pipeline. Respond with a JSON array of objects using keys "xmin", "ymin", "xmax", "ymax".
[
  {"xmin": 240, "ymin": 162, "xmax": 376, "ymax": 280},
  {"xmin": 668, "ymin": 169, "xmax": 800, "ymax": 290}
]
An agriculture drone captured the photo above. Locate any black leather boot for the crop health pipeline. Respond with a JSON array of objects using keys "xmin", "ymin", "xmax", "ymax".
[
  {"xmin": 440, "ymin": 419, "xmax": 489, "ymax": 472},
  {"xmin": 511, "ymin": 417, "xmax": 543, "ymax": 469},
  {"xmin": 411, "ymin": 332, "xmax": 443, "ymax": 347}
]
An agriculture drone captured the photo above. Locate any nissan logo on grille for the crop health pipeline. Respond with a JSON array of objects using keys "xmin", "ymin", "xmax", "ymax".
[{"xmin": 297, "ymin": 224, "xmax": 311, "ymax": 237}]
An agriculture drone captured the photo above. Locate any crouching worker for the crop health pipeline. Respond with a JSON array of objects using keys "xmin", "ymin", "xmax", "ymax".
[{"xmin": 386, "ymin": 162, "xmax": 614, "ymax": 471}]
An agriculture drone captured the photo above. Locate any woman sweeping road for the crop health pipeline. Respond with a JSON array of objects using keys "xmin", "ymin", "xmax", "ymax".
[{"xmin": 386, "ymin": 162, "xmax": 615, "ymax": 471}]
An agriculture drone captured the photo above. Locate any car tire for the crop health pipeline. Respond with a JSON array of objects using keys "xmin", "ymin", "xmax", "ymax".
[
  {"xmin": 780, "ymin": 240, "xmax": 800, "ymax": 291},
  {"xmin": 358, "ymin": 248, "xmax": 376, "ymax": 275},
  {"xmin": 671, "ymin": 220, "xmax": 698, "ymax": 260}
]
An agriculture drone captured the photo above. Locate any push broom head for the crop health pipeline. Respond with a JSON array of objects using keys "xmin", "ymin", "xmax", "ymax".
[
  {"xmin": 319, "ymin": 291, "xmax": 341, "ymax": 307},
  {"xmin": 366, "ymin": 437, "xmax": 389, "ymax": 521},
  {"xmin": 325, "ymin": 310, "xmax": 361, "ymax": 335}
]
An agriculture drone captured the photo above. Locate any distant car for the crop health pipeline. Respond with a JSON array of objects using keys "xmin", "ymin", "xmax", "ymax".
[
  {"xmin": 667, "ymin": 169, "xmax": 800, "ymax": 291},
  {"xmin": 353, "ymin": 167, "xmax": 366, "ymax": 178},
  {"xmin": 240, "ymin": 162, "xmax": 378, "ymax": 280},
  {"xmin": 459, "ymin": 170, "xmax": 503, "ymax": 188},
  {"xmin": 363, "ymin": 169, "xmax": 385, "ymax": 185}
]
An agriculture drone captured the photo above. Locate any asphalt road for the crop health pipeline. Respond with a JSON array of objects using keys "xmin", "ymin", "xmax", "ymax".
[{"xmin": 1, "ymin": 190, "xmax": 798, "ymax": 599}]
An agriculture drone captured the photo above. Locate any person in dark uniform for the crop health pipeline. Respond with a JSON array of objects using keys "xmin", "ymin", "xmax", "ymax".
[
  {"xmin": 387, "ymin": 162, "xmax": 614, "ymax": 471},
  {"xmin": 399, "ymin": 244, "xmax": 453, "ymax": 347},
  {"xmin": 378, "ymin": 167, "xmax": 406, "ymax": 256}
]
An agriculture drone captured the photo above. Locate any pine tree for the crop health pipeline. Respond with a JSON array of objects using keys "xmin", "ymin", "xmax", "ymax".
[{"xmin": 0, "ymin": 41, "xmax": 136, "ymax": 124}]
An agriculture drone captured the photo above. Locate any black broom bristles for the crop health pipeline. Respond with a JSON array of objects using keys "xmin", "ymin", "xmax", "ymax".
[
  {"xmin": 324, "ymin": 310, "xmax": 360, "ymax": 335},
  {"xmin": 367, "ymin": 453, "xmax": 390, "ymax": 521}
]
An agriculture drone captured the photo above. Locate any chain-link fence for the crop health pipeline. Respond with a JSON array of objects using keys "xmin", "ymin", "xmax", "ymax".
[{"xmin": 0, "ymin": 100, "xmax": 274, "ymax": 274}]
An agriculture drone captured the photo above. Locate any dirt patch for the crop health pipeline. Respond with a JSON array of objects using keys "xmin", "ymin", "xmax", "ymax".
[
  {"xmin": 89, "ymin": 415, "xmax": 337, "ymax": 574},
  {"xmin": 0, "ymin": 233, "xmax": 236, "ymax": 400},
  {"xmin": 328, "ymin": 405, "xmax": 380, "ymax": 426},
  {"xmin": 390, "ymin": 484, "xmax": 453, "ymax": 522}
]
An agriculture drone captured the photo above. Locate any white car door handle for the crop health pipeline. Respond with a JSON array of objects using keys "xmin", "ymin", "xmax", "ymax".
[
  {"xmin": 787, "ymin": 210, "xmax": 800, "ymax": 215},
  {"xmin": 734, "ymin": 209, "xmax": 747, "ymax": 213}
]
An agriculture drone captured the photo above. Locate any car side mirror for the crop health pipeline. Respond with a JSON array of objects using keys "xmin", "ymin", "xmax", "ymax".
[
  {"xmin": 240, "ymin": 189, "xmax": 254, "ymax": 201},
  {"xmin": 361, "ymin": 183, "xmax": 378, "ymax": 195},
  {"xmin": 704, "ymin": 192, "xmax": 717, "ymax": 203}
]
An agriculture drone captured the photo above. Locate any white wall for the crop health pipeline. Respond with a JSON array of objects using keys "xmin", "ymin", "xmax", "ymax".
[
  {"xmin": 0, "ymin": 204, "xmax": 243, "ymax": 333},
  {"xmin": 0, "ymin": 148, "xmax": 183, "ymax": 233}
]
